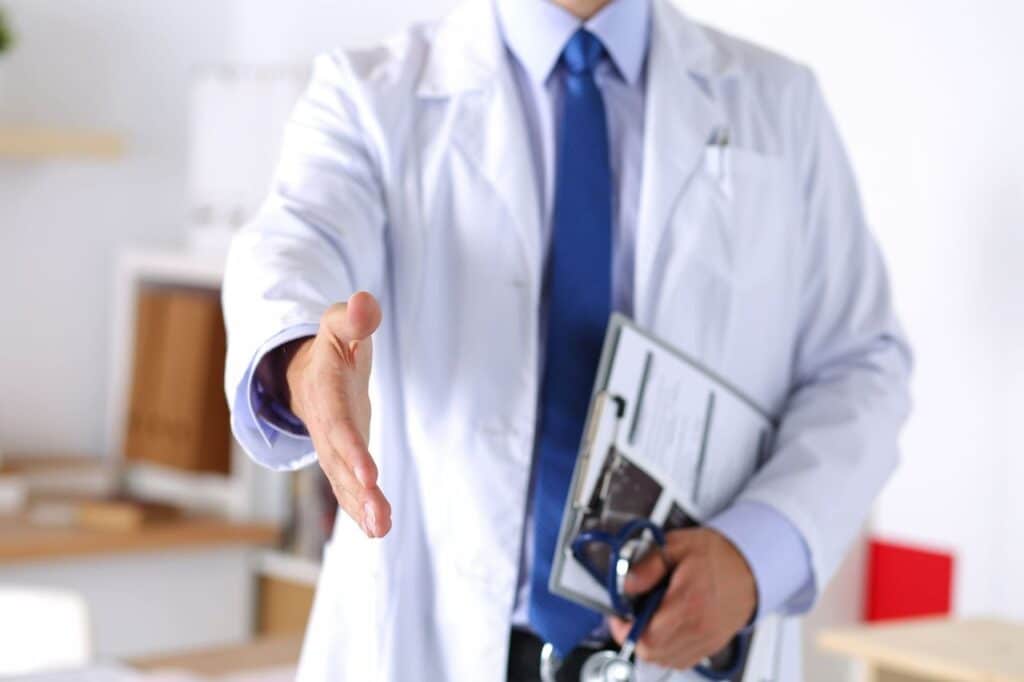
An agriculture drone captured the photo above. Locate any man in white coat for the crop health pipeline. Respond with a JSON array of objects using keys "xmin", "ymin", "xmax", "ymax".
[{"xmin": 222, "ymin": 0, "xmax": 912, "ymax": 679}]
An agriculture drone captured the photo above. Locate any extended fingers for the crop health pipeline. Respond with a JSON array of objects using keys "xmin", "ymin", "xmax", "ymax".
[
  {"xmin": 315, "ymin": 437, "xmax": 391, "ymax": 537},
  {"xmin": 325, "ymin": 415, "xmax": 378, "ymax": 488},
  {"xmin": 307, "ymin": 367, "xmax": 377, "ymax": 488},
  {"xmin": 310, "ymin": 404, "xmax": 391, "ymax": 537}
]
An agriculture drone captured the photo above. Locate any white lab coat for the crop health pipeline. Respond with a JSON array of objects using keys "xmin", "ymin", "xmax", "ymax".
[{"xmin": 222, "ymin": 0, "xmax": 912, "ymax": 680}]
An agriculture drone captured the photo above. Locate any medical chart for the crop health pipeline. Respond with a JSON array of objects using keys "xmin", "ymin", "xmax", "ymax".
[{"xmin": 550, "ymin": 314, "xmax": 775, "ymax": 614}]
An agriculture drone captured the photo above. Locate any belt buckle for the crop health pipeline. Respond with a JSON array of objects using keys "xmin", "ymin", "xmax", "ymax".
[{"xmin": 540, "ymin": 642, "xmax": 562, "ymax": 682}]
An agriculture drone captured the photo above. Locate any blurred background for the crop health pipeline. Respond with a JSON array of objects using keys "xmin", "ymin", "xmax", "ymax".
[{"xmin": 0, "ymin": 1, "xmax": 1021, "ymax": 680}]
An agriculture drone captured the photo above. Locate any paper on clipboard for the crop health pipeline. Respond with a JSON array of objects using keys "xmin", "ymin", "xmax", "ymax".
[{"xmin": 550, "ymin": 314, "xmax": 776, "ymax": 615}]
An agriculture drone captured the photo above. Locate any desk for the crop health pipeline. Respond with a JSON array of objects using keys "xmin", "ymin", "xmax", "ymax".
[
  {"xmin": 132, "ymin": 635, "xmax": 303, "ymax": 678},
  {"xmin": 818, "ymin": 618, "xmax": 1024, "ymax": 682},
  {"xmin": 0, "ymin": 515, "xmax": 278, "ymax": 659}
]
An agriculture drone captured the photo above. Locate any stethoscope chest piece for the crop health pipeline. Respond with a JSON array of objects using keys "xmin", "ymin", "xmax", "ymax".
[{"xmin": 581, "ymin": 650, "xmax": 636, "ymax": 682}]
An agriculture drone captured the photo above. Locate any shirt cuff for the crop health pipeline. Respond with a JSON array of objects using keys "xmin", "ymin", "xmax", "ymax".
[
  {"xmin": 245, "ymin": 323, "xmax": 321, "ymax": 447},
  {"xmin": 706, "ymin": 500, "xmax": 816, "ymax": 619}
]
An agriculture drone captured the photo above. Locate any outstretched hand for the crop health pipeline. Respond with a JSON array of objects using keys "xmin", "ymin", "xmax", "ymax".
[{"xmin": 286, "ymin": 291, "xmax": 391, "ymax": 538}]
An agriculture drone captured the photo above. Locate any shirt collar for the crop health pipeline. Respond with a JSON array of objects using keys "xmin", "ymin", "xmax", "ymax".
[{"xmin": 494, "ymin": 0, "xmax": 651, "ymax": 86}]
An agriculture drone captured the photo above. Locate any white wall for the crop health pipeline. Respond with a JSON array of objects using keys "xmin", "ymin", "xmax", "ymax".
[
  {"xmin": 228, "ymin": 0, "xmax": 459, "ymax": 60},
  {"xmin": 0, "ymin": 1, "xmax": 236, "ymax": 452}
]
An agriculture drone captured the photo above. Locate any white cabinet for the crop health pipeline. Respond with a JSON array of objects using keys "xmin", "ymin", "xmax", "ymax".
[{"xmin": 0, "ymin": 545, "xmax": 261, "ymax": 659}]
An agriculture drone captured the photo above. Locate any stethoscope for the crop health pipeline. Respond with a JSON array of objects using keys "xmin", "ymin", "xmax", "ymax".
[{"xmin": 570, "ymin": 519, "xmax": 750, "ymax": 682}]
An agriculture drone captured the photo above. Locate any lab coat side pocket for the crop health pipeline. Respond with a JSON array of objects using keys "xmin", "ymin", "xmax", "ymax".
[
  {"xmin": 443, "ymin": 422, "xmax": 531, "ymax": 589},
  {"xmin": 296, "ymin": 533, "xmax": 382, "ymax": 681}
]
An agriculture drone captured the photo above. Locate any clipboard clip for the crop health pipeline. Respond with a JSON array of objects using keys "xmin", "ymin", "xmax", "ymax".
[{"xmin": 573, "ymin": 392, "xmax": 628, "ymax": 511}]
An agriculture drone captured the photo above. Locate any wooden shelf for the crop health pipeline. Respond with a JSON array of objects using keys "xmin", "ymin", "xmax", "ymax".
[
  {"xmin": 0, "ymin": 452, "xmax": 107, "ymax": 475},
  {"xmin": 0, "ymin": 514, "xmax": 278, "ymax": 564},
  {"xmin": 0, "ymin": 126, "xmax": 124, "ymax": 160}
]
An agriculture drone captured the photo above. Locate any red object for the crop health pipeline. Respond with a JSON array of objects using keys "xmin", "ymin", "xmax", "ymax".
[{"xmin": 864, "ymin": 539, "xmax": 954, "ymax": 622}]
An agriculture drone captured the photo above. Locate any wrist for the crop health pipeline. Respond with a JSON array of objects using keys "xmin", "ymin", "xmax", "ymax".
[
  {"xmin": 706, "ymin": 501, "xmax": 814, "ymax": 620},
  {"xmin": 282, "ymin": 336, "xmax": 316, "ymax": 421},
  {"xmin": 708, "ymin": 528, "xmax": 758, "ymax": 626}
]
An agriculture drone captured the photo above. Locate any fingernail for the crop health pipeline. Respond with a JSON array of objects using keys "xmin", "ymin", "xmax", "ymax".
[
  {"xmin": 364, "ymin": 502, "xmax": 377, "ymax": 537},
  {"xmin": 355, "ymin": 465, "xmax": 371, "ymax": 488}
]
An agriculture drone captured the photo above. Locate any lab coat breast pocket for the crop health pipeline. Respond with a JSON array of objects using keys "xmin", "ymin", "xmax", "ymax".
[
  {"xmin": 651, "ymin": 146, "xmax": 801, "ymax": 411},
  {"xmin": 685, "ymin": 146, "xmax": 797, "ymax": 288}
]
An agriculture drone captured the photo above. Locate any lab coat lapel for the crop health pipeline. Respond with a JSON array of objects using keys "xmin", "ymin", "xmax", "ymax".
[
  {"xmin": 634, "ymin": 0, "xmax": 732, "ymax": 326},
  {"xmin": 457, "ymin": 79, "xmax": 543, "ymax": 292},
  {"xmin": 417, "ymin": 0, "xmax": 543, "ymax": 294}
]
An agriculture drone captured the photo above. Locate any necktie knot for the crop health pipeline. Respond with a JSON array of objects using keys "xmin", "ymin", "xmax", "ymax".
[{"xmin": 561, "ymin": 29, "xmax": 605, "ymax": 75}]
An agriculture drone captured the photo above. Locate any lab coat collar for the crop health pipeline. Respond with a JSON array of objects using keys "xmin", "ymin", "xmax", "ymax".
[
  {"xmin": 419, "ymin": 0, "xmax": 546, "ymax": 295},
  {"xmin": 416, "ymin": 0, "xmax": 503, "ymax": 98}
]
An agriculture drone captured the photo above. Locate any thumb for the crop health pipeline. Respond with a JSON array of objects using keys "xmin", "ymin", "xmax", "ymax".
[{"xmin": 323, "ymin": 291, "xmax": 382, "ymax": 343}]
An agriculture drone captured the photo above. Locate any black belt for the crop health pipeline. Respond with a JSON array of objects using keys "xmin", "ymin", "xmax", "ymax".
[{"xmin": 507, "ymin": 629, "xmax": 617, "ymax": 682}]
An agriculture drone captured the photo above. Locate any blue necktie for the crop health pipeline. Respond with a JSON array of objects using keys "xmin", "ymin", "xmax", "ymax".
[{"xmin": 528, "ymin": 29, "xmax": 612, "ymax": 656}]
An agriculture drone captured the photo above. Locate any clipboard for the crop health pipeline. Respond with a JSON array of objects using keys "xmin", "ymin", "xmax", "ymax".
[{"xmin": 547, "ymin": 314, "xmax": 782, "ymax": 680}]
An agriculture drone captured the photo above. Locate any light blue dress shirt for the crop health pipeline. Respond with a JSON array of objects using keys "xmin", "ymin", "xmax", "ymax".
[{"xmin": 245, "ymin": 0, "xmax": 815, "ymax": 631}]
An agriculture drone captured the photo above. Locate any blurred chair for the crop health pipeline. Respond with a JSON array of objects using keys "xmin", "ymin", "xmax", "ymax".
[{"xmin": 0, "ymin": 587, "xmax": 91, "ymax": 676}]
